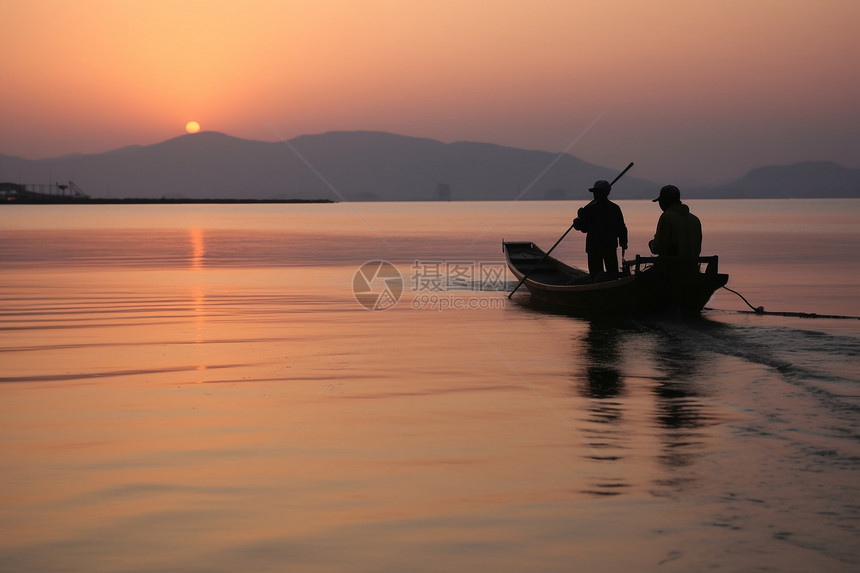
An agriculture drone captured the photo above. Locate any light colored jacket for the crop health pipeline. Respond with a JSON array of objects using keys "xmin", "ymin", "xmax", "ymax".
[{"xmin": 649, "ymin": 203, "xmax": 702, "ymax": 257}]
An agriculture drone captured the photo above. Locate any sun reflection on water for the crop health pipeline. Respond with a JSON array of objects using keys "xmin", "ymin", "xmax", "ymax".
[{"xmin": 189, "ymin": 227, "xmax": 205, "ymax": 271}]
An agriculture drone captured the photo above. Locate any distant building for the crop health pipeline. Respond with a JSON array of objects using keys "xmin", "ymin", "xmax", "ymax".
[{"xmin": 436, "ymin": 182, "xmax": 451, "ymax": 201}]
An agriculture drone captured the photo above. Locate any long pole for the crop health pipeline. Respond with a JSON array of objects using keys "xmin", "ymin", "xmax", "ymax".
[{"xmin": 507, "ymin": 162, "xmax": 634, "ymax": 299}]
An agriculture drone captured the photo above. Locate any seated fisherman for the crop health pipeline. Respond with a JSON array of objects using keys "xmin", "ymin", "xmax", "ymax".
[{"xmin": 649, "ymin": 185, "xmax": 702, "ymax": 258}]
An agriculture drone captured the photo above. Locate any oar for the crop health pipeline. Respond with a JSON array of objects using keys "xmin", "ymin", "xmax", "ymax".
[{"xmin": 507, "ymin": 162, "xmax": 634, "ymax": 299}]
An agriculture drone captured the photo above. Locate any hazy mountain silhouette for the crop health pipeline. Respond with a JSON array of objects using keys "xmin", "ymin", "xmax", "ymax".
[
  {"xmin": 0, "ymin": 131, "xmax": 653, "ymax": 201},
  {"xmin": 690, "ymin": 161, "xmax": 860, "ymax": 198},
  {"xmin": 1, "ymin": 132, "xmax": 857, "ymax": 200}
]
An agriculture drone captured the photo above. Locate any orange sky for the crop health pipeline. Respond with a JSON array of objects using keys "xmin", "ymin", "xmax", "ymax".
[{"xmin": 1, "ymin": 0, "xmax": 857, "ymax": 184}]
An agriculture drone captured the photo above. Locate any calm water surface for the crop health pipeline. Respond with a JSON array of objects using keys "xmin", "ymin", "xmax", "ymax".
[{"xmin": 0, "ymin": 200, "xmax": 858, "ymax": 572}]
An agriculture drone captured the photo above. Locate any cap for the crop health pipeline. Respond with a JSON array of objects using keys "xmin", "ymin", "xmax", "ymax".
[
  {"xmin": 589, "ymin": 180, "xmax": 611, "ymax": 192},
  {"xmin": 652, "ymin": 185, "xmax": 681, "ymax": 203}
]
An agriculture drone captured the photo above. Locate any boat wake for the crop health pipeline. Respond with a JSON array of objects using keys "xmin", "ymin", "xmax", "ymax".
[{"xmin": 629, "ymin": 316, "xmax": 860, "ymax": 441}]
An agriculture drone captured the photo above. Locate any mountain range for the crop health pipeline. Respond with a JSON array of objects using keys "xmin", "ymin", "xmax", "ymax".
[
  {"xmin": 686, "ymin": 161, "xmax": 860, "ymax": 199},
  {"xmin": 1, "ymin": 131, "xmax": 858, "ymax": 200}
]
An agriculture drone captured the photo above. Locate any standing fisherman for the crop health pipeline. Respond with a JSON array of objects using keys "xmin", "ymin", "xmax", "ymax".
[{"xmin": 573, "ymin": 179, "xmax": 628, "ymax": 281}]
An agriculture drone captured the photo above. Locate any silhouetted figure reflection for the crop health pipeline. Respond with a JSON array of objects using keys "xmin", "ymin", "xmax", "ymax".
[
  {"xmin": 581, "ymin": 322, "xmax": 625, "ymax": 403},
  {"xmin": 573, "ymin": 180, "xmax": 628, "ymax": 281},
  {"xmin": 649, "ymin": 324, "xmax": 716, "ymax": 474},
  {"xmin": 575, "ymin": 322, "xmax": 630, "ymax": 496},
  {"xmin": 573, "ymin": 320, "xmax": 721, "ymax": 496}
]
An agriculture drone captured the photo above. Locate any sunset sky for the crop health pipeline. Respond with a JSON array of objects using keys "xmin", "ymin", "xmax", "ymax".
[{"xmin": 1, "ymin": 0, "xmax": 857, "ymax": 185}]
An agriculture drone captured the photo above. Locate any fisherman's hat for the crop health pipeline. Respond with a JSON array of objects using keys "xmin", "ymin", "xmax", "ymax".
[
  {"xmin": 589, "ymin": 180, "xmax": 611, "ymax": 192},
  {"xmin": 652, "ymin": 185, "xmax": 681, "ymax": 203}
]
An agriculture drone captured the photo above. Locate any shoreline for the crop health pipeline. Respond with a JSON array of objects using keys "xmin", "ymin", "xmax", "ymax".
[{"xmin": 1, "ymin": 197, "xmax": 336, "ymax": 205}]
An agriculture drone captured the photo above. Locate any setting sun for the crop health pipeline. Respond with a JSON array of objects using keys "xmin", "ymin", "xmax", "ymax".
[{"xmin": 185, "ymin": 121, "xmax": 200, "ymax": 134}]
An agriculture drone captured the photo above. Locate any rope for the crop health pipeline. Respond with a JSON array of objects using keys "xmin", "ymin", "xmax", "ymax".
[
  {"xmin": 722, "ymin": 286, "xmax": 764, "ymax": 313},
  {"xmin": 718, "ymin": 286, "xmax": 860, "ymax": 320}
]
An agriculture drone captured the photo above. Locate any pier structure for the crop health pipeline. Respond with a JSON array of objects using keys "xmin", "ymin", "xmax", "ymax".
[{"xmin": 0, "ymin": 181, "xmax": 89, "ymax": 202}]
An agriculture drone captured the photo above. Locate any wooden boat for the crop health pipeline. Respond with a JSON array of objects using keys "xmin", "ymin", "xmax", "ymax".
[{"xmin": 503, "ymin": 241, "xmax": 729, "ymax": 317}]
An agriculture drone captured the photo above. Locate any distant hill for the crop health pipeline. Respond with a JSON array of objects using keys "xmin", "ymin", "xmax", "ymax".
[
  {"xmin": 0, "ymin": 131, "xmax": 654, "ymax": 201},
  {"xmin": 690, "ymin": 161, "xmax": 860, "ymax": 199},
  {"xmin": 1, "ymin": 132, "xmax": 857, "ymax": 200}
]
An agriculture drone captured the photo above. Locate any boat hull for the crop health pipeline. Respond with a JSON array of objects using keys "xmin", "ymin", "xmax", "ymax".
[{"xmin": 504, "ymin": 241, "xmax": 728, "ymax": 317}]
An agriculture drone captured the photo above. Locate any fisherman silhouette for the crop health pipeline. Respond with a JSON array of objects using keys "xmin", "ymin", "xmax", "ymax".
[
  {"xmin": 573, "ymin": 179, "xmax": 628, "ymax": 281},
  {"xmin": 649, "ymin": 185, "xmax": 702, "ymax": 258}
]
